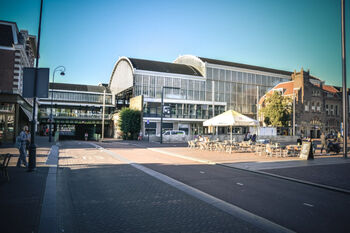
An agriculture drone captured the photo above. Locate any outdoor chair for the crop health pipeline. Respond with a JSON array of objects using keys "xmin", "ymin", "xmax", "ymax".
[
  {"xmin": 0, "ymin": 153, "xmax": 12, "ymax": 181},
  {"xmin": 255, "ymin": 144, "xmax": 266, "ymax": 156},
  {"xmin": 215, "ymin": 142, "xmax": 225, "ymax": 152},
  {"xmin": 266, "ymin": 144, "xmax": 279, "ymax": 157}
]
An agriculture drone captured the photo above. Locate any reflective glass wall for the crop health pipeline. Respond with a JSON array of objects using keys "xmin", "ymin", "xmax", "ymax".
[
  {"xmin": 134, "ymin": 74, "xmax": 206, "ymax": 101},
  {"xmin": 49, "ymin": 91, "xmax": 112, "ymax": 104},
  {"xmin": 206, "ymin": 67, "xmax": 290, "ymax": 115}
]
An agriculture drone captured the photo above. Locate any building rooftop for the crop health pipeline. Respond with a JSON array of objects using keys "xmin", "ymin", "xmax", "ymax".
[
  {"xmin": 314, "ymin": 84, "xmax": 339, "ymax": 94},
  {"xmin": 49, "ymin": 83, "xmax": 111, "ymax": 93},
  {"xmin": 129, "ymin": 58, "xmax": 203, "ymax": 77},
  {"xmin": 199, "ymin": 57, "xmax": 292, "ymax": 76}
]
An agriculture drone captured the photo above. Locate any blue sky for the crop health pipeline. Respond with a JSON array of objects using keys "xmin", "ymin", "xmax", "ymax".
[{"xmin": 1, "ymin": 0, "xmax": 349, "ymax": 87}]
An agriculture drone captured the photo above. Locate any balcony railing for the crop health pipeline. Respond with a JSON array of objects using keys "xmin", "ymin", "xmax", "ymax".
[{"xmin": 40, "ymin": 112, "xmax": 112, "ymax": 120}]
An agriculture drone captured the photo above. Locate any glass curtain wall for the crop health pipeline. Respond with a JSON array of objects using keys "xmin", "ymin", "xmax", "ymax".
[
  {"xmin": 134, "ymin": 74, "xmax": 206, "ymax": 101},
  {"xmin": 143, "ymin": 102, "xmax": 224, "ymax": 119},
  {"xmin": 206, "ymin": 67, "xmax": 289, "ymax": 116},
  {"xmin": 48, "ymin": 91, "xmax": 112, "ymax": 104}
]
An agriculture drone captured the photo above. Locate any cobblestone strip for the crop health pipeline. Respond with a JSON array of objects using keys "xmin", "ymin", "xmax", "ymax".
[{"xmin": 90, "ymin": 142, "xmax": 294, "ymax": 233}]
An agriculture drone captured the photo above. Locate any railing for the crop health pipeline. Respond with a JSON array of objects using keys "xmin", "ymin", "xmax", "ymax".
[
  {"xmin": 143, "ymin": 113, "xmax": 211, "ymax": 119},
  {"xmin": 40, "ymin": 112, "xmax": 112, "ymax": 120}
]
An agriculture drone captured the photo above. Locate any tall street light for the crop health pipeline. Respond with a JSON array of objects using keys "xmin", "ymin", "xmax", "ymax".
[
  {"xmin": 49, "ymin": 66, "xmax": 65, "ymax": 142},
  {"xmin": 160, "ymin": 86, "xmax": 180, "ymax": 144},
  {"xmin": 28, "ymin": 0, "xmax": 43, "ymax": 172},
  {"xmin": 341, "ymin": 0, "xmax": 348, "ymax": 158}
]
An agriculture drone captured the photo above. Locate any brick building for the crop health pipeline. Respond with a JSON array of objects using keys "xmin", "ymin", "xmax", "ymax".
[
  {"xmin": 0, "ymin": 20, "xmax": 36, "ymax": 144},
  {"xmin": 259, "ymin": 69, "xmax": 342, "ymax": 138}
]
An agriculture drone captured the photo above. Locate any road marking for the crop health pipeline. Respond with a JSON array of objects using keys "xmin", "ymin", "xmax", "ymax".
[
  {"xmin": 236, "ymin": 182, "xmax": 244, "ymax": 186},
  {"xmin": 200, "ymin": 171, "xmax": 205, "ymax": 174},
  {"xmin": 303, "ymin": 203, "xmax": 314, "ymax": 207},
  {"xmin": 90, "ymin": 142, "xmax": 294, "ymax": 233}
]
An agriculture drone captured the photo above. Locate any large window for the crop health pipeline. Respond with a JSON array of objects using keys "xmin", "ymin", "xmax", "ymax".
[
  {"xmin": 50, "ymin": 91, "xmax": 112, "ymax": 104},
  {"xmin": 134, "ymin": 74, "xmax": 206, "ymax": 101}
]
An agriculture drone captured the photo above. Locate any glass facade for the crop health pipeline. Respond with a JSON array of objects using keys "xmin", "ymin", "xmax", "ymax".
[
  {"xmin": 206, "ymin": 67, "xmax": 289, "ymax": 115},
  {"xmin": 49, "ymin": 91, "xmax": 112, "ymax": 104},
  {"xmin": 134, "ymin": 74, "xmax": 206, "ymax": 101},
  {"xmin": 133, "ymin": 68, "xmax": 289, "ymax": 118},
  {"xmin": 39, "ymin": 107, "xmax": 112, "ymax": 120},
  {"xmin": 143, "ymin": 102, "xmax": 225, "ymax": 119}
]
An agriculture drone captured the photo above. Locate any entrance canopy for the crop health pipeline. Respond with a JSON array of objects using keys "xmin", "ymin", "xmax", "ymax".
[{"xmin": 203, "ymin": 110, "xmax": 258, "ymax": 127}]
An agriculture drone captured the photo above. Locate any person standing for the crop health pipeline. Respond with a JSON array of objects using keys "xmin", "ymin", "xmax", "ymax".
[
  {"xmin": 16, "ymin": 126, "xmax": 29, "ymax": 168},
  {"xmin": 320, "ymin": 132, "xmax": 327, "ymax": 155}
]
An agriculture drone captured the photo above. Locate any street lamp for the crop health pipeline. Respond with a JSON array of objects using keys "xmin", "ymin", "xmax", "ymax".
[
  {"xmin": 160, "ymin": 86, "xmax": 180, "ymax": 144},
  {"xmin": 49, "ymin": 66, "xmax": 65, "ymax": 142}
]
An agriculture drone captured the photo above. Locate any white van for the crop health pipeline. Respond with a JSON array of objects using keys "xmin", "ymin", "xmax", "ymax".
[{"xmin": 163, "ymin": 130, "xmax": 186, "ymax": 136}]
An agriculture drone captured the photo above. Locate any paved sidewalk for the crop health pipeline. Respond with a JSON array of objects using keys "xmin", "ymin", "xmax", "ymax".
[
  {"xmin": 0, "ymin": 136, "xmax": 55, "ymax": 233},
  {"xmin": 57, "ymin": 141, "xmax": 266, "ymax": 233}
]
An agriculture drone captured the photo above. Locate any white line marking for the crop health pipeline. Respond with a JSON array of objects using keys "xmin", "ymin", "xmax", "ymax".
[
  {"xmin": 236, "ymin": 182, "xmax": 244, "ymax": 186},
  {"xmin": 200, "ymin": 171, "xmax": 205, "ymax": 174},
  {"xmin": 90, "ymin": 142, "xmax": 294, "ymax": 233},
  {"xmin": 303, "ymin": 203, "xmax": 314, "ymax": 207}
]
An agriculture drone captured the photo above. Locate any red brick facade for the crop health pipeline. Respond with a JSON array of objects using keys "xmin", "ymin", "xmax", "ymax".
[{"xmin": 0, "ymin": 49, "xmax": 15, "ymax": 92}]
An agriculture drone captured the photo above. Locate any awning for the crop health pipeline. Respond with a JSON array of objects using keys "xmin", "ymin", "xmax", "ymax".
[{"xmin": 20, "ymin": 105, "xmax": 33, "ymax": 121}]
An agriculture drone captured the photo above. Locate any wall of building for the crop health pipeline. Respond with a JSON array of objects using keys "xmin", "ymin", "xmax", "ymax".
[{"xmin": 0, "ymin": 50, "xmax": 15, "ymax": 92}]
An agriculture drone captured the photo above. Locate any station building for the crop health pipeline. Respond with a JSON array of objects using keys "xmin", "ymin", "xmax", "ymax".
[
  {"xmin": 109, "ymin": 55, "xmax": 292, "ymax": 136},
  {"xmin": 37, "ymin": 83, "xmax": 114, "ymax": 140}
]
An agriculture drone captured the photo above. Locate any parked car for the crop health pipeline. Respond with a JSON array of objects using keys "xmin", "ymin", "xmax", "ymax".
[{"xmin": 163, "ymin": 130, "xmax": 186, "ymax": 136}]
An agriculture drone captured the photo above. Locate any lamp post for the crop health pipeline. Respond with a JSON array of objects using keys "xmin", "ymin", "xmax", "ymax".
[
  {"xmin": 160, "ymin": 86, "xmax": 180, "ymax": 144},
  {"xmin": 27, "ymin": 0, "xmax": 43, "ymax": 172},
  {"xmin": 49, "ymin": 66, "xmax": 65, "ymax": 142},
  {"xmin": 341, "ymin": 0, "xmax": 348, "ymax": 158},
  {"xmin": 101, "ymin": 89, "xmax": 106, "ymax": 141}
]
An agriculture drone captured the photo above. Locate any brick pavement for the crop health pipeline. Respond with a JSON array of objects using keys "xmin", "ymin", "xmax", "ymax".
[
  {"xmin": 57, "ymin": 140, "xmax": 265, "ymax": 233},
  {"xmin": 0, "ymin": 136, "xmax": 54, "ymax": 233}
]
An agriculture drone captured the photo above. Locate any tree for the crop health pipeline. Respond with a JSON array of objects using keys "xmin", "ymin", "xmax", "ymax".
[
  {"xmin": 259, "ymin": 92, "xmax": 291, "ymax": 127},
  {"xmin": 118, "ymin": 108, "xmax": 141, "ymax": 140}
]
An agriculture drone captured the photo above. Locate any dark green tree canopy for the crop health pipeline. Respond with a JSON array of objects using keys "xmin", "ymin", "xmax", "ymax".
[
  {"xmin": 118, "ymin": 108, "xmax": 141, "ymax": 140},
  {"xmin": 259, "ymin": 92, "xmax": 291, "ymax": 127}
]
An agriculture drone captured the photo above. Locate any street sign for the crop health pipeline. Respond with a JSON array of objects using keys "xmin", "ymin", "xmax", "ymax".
[
  {"xmin": 23, "ymin": 68, "xmax": 49, "ymax": 98},
  {"xmin": 300, "ymin": 142, "xmax": 313, "ymax": 160},
  {"xmin": 163, "ymin": 106, "xmax": 171, "ymax": 115}
]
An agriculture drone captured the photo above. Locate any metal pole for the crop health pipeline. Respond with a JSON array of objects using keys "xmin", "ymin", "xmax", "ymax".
[
  {"xmin": 28, "ymin": 0, "xmax": 43, "ymax": 171},
  {"xmin": 341, "ymin": 0, "xmax": 348, "ymax": 158},
  {"xmin": 256, "ymin": 86, "xmax": 259, "ymax": 120},
  {"xmin": 293, "ymin": 92, "xmax": 296, "ymax": 136},
  {"xmin": 49, "ymin": 71, "xmax": 55, "ymax": 142},
  {"xmin": 101, "ymin": 89, "xmax": 106, "ymax": 141},
  {"xmin": 160, "ymin": 87, "xmax": 164, "ymax": 144}
]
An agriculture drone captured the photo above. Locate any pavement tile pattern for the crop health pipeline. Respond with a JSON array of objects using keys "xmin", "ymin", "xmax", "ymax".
[
  {"xmin": 58, "ymin": 141, "xmax": 264, "ymax": 233},
  {"xmin": 0, "ymin": 136, "xmax": 53, "ymax": 233}
]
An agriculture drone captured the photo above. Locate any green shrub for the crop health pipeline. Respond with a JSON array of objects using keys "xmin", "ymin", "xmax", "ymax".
[{"xmin": 118, "ymin": 108, "xmax": 141, "ymax": 140}]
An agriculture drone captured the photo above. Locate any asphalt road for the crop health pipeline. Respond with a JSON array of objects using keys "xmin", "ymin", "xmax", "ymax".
[{"xmin": 59, "ymin": 140, "xmax": 350, "ymax": 233}]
